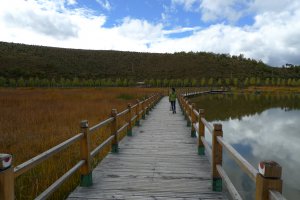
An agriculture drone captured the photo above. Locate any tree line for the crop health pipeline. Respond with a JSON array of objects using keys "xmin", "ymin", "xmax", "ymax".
[{"xmin": 1, "ymin": 76, "xmax": 300, "ymax": 87}]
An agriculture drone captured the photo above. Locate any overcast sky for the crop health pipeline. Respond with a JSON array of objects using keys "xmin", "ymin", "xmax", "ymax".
[{"xmin": 0, "ymin": 0, "xmax": 300, "ymax": 67}]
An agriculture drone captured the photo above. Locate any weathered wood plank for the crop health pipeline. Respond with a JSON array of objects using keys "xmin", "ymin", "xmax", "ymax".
[{"xmin": 68, "ymin": 97, "xmax": 227, "ymax": 199}]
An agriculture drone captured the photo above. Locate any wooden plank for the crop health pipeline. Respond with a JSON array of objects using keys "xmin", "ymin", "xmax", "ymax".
[{"xmin": 68, "ymin": 97, "xmax": 227, "ymax": 200}]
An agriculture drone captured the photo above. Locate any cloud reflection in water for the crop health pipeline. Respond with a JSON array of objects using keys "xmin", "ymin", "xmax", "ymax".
[{"xmin": 213, "ymin": 108, "xmax": 300, "ymax": 200}]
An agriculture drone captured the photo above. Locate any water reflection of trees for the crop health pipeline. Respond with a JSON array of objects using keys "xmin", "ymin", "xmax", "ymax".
[{"xmin": 190, "ymin": 93, "xmax": 300, "ymax": 121}]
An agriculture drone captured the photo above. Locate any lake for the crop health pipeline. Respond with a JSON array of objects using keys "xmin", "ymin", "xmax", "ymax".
[{"xmin": 190, "ymin": 92, "xmax": 300, "ymax": 200}]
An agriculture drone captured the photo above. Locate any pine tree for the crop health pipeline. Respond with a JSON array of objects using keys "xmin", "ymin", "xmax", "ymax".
[
  {"xmin": 17, "ymin": 77, "xmax": 25, "ymax": 87},
  {"xmin": 0, "ymin": 76, "xmax": 6, "ymax": 86},
  {"xmin": 200, "ymin": 78, "xmax": 206, "ymax": 87}
]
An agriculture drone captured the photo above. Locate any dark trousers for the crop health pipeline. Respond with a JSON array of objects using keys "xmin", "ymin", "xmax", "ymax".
[{"xmin": 171, "ymin": 101, "xmax": 176, "ymax": 113}]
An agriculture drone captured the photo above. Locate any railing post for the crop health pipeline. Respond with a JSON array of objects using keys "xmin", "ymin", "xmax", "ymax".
[
  {"xmin": 111, "ymin": 109, "xmax": 119, "ymax": 153},
  {"xmin": 183, "ymin": 98, "xmax": 187, "ymax": 117},
  {"xmin": 183, "ymin": 97, "xmax": 186, "ymax": 116},
  {"xmin": 179, "ymin": 96, "xmax": 181, "ymax": 110},
  {"xmin": 80, "ymin": 120, "xmax": 92, "ymax": 187},
  {"xmin": 185, "ymin": 99, "xmax": 189, "ymax": 120},
  {"xmin": 151, "ymin": 96, "xmax": 154, "ymax": 111},
  {"xmin": 0, "ymin": 154, "xmax": 14, "ymax": 200},
  {"xmin": 212, "ymin": 123, "xmax": 223, "ymax": 192},
  {"xmin": 146, "ymin": 98, "xmax": 150, "ymax": 115},
  {"xmin": 142, "ymin": 98, "xmax": 146, "ymax": 119},
  {"xmin": 127, "ymin": 104, "xmax": 133, "ymax": 136},
  {"xmin": 255, "ymin": 161, "xmax": 282, "ymax": 200},
  {"xmin": 148, "ymin": 97, "xmax": 152, "ymax": 112},
  {"xmin": 135, "ymin": 99, "xmax": 140, "ymax": 126},
  {"xmin": 191, "ymin": 103, "xmax": 196, "ymax": 137},
  {"xmin": 198, "ymin": 109, "xmax": 205, "ymax": 155},
  {"xmin": 186, "ymin": 101, "xmax": 191, "ymax": 127}
]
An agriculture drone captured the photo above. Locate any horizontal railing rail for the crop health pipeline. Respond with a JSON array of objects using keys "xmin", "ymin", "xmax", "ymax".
[
  {"xmin": 178, "ymin": 91, "xmax": 286, "ymax": 200},
  {"xmin": 217, "ymin": 136, "xmax": 258, "ymax": 181},
  {"xmin": 89, "ymin": 117, "xmax": 114, "ymax": 133},
  {"xmin": 14, "ymin": 133, "xmax": 84, "ymax": 178},
  {"xmin": 0, "ymin": 93, "xmax": 163, "ymax": 200}
]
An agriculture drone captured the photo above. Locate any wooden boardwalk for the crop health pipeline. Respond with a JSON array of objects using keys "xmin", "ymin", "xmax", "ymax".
[{"xmin": 68, "ymin": 97, "xmax": 227, "ymax": 200}]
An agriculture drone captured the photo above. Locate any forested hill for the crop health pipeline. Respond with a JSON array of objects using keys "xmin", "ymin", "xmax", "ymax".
[{"xmin": 0, "ymin": 41, "xmax": 299, "ymax": 80}]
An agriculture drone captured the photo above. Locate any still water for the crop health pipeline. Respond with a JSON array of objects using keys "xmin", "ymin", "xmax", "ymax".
[{"xmin": 190, "ymin": 93, "xmax": 300, "ymax": 200}]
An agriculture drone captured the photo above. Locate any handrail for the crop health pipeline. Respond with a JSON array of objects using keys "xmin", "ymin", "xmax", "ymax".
[
  {"xmin": 35, "ymin": 160, "xmax": 85, "ymax": 200},
  {"xmin": 89, "ymin": 117, "xmax": 114, "ymax": 133},
  {"xmin": 201, "ymin": 118, "xmax": 213, "ymax": 134},
  {"xmin": 193, "ymin": 109, "xmax": 199, "ymax": 118},
  {"xmin": 217, "ymin": 165, "xmax": 242, "ymax": 200},
  {"xmin": 117, "ymin": 109, "xmax": 129, "ymax": 117},
  {"xmin": 269, "ymin": 190, "xmax": 287, "ymax": 200},
  {"xmin": 178, "ymin": 91, "xmax": 286, "ymax": 200},
  {"xmin": 117, "ymin": 122, "xmax": 129, "ymax": 135},
  {"xmin": 217, "ymin": 136, "xmax": 258, "ymax": 181},
  {"xmin": 90, "ymin": 135, "xmax": 115, "ymax": 158},
  {"xmin": 14, "ymin": 132, "xmax": 84, "ymax": 177},
  {"xmin": 131, "ymin": 115, "xmax": 137, "ymax": 122},
  {"xmin": 0, "ymin": 93, "xmax": 162, "ymax": 200}
]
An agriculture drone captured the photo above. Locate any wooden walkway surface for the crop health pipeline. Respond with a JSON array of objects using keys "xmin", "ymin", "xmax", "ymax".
[{"xmin": 68, "ymin": 97, "xmax": 227, "ymax": 200}]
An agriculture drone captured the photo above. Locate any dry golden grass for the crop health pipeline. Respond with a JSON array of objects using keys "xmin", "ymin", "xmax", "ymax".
[{"xmin": 0, "ymin": 87, "xmax": 163, "ymax": 199}]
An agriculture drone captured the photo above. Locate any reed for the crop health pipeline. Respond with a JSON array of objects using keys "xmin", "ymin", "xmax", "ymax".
[{"xmin": 0, "ymin": 87, "xmax": 163, "ymax": 199}]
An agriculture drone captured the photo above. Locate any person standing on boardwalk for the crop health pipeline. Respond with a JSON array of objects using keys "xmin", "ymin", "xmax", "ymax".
[
  {"xmin": 168, "ymin": 88, "xmax": 172, "ymax": 111},
  {"xmin": 169, "ymin": 87, "xmax": 176, "ymax": 114}
]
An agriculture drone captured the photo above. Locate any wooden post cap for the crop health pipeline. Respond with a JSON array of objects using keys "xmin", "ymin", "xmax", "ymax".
[
  {"xmin": 0, "ymin": 154, "xmax": 12, "ymax": 170},
  {"xmin": 199, "ymin": 109, "xmax": 205, "ymax": 114},
  {"xmin": 128, "ymin": 103, "xmax": 131, "ymax": 108},
  {"xmin": 111, "ymin": 109, "xmax": 117, "ymax": 116},
  {"xmin": 258, "ymin": 160, "xmax": 282, "ymax": 178},
  {"xmin": 213, "ymin": 123, "xmax": 222, "ymax": 131},
  {"xmin": 80, "ymin": 120, "xmax": 89, "ymax": 128}
]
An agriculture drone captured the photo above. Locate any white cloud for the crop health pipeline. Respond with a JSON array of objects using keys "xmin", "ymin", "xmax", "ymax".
[
  {"xmin": 171, "ymin": 0, "xmax": 249, "ymax": 23},
  {"xmin": 199, "ymin": 0, "xmax": 248, "ymax": 22},
  {"xmin": 163, "ymin": 26, "xmax": 201, "ymax": 35},
  {"xmin": 171, "ymin": 0, "xmax": 198, "ymax": 11},
  {"xmin": 250, "ymin": 0, "xmax": 300, "ymax": 13},
  {"xmin": 116, "ymin": 17, "xmax": 163, "ymax": 42},
  {"xmin": 0, "ymin": 0, "xmax": 300, "ymax": 66},
  {"xmin": 96, "ymin": 0, "xmax": 112, "ymax": 11},
  {"xmin": 67, "ymin": 0, "xmax": 77, "ymax": 6}
]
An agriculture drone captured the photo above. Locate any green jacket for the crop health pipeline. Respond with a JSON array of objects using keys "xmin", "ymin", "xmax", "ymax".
[{"xmin": 169, "ymin": 92, "xmax": 176, "ymax": 101}]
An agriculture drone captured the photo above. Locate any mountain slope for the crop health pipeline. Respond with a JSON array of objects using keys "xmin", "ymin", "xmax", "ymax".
[{"xmin": 0, "ymin": 42, "xmax": 299, "ymax": 80}]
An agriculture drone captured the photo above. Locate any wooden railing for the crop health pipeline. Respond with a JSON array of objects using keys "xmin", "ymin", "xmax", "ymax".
[
  {"xmin": 0, "ymin": 93, "xmax": 162, "ymax": 200},
  {"xmin": 178, "ymin": 92, "xmax": 286, "ymax": 200}
]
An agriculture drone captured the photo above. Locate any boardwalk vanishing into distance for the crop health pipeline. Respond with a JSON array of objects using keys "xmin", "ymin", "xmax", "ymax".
[
  {"xmin": 1, "ymin": 91, "xmax": 286, "ymax": 200},
  {"xmin": 68, "ymin": 97, "xmax": 227, "ymax": 199}
]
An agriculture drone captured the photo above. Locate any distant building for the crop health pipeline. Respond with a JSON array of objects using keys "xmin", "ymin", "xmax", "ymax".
[{"xmin": 136, "ymin": 81, "xmax": 146, "ymax": 87}]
